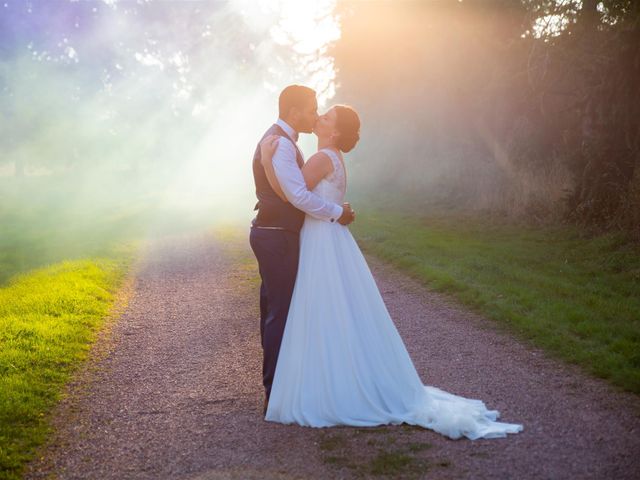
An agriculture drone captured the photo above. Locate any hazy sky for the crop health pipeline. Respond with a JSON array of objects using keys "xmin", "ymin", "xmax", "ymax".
[{"xmin": 1, "ymin": 0, "xmax": 343, "ymax": 223}]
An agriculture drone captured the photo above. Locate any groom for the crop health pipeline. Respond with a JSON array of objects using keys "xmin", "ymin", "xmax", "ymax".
[{"xmin": 250, "ymin": 85, "xmax": 355, "ymax": 414}]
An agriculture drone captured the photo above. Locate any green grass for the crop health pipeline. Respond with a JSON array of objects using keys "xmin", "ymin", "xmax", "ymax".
[
  {"xmin": 351, "ymin": 210, "xmax": 640, "ymax": 394},
  {"xmin": 0, "ymin": 257, "xmax": 133, "ymax": 480},
  {"xmin": 406, "ymin": 442, "xmax": 432, "ymax": 453},
  {"xmin": 369, "ymin": 451, "xmax": 415, "ymax": 476},
  {"xmin": 318, "ymin": 428, "xmax": 440, "ymax": 478},
  {"xmin": 319, "ymin": 434, "xmax": 349, "ymax": 452}
]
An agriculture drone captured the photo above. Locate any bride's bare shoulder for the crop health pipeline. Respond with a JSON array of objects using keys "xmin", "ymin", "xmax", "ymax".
[{"xmin": 305, "ymin": 151, "xmax": 334, "ymax": 172}]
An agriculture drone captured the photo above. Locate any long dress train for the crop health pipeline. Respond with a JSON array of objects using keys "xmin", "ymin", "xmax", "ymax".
[{"xmin": 265, "ymin": 148, "xmax": 523, "ymax": 440}]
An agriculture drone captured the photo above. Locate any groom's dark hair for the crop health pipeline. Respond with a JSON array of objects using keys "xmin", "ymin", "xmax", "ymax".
[{"xmin": 279, "ymin": 85, "xmax": 316, "ymax": 118}]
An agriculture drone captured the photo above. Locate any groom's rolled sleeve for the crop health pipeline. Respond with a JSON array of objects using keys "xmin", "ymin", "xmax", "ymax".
[{"xmin": 272, "ymin": 138, "xmax": 343, "ymax": 223}]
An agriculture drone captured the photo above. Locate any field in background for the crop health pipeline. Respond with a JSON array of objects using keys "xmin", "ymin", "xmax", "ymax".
[
  {"xmin": 0, "ymin": 175, "xmax": 250, "ymax": 285},
  {"xmin": 0, "ymin": 176, "xmax": 146, "ymax": 285}
]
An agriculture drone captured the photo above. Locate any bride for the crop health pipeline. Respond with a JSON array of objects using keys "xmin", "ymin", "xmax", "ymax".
[{"xmin": 258, "ymin": 105, "xmax": 523, "ymax": 440}]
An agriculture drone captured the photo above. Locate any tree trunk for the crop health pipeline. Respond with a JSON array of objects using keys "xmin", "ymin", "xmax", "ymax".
[{"xmin": 579, "ymin": 0, "xmax": 600, "ymax": 33}]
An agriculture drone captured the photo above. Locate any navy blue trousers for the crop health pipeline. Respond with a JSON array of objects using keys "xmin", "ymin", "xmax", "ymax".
[{"xmin": 249, "ymin": 227, "xmax": 300, "ymax": 400}]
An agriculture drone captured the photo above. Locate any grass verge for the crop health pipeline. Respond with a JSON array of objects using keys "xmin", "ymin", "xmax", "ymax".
[
  {"xmin": 351, "ymin": 211, "xmax": 640, "ymax": 394},
  {"xmin": 0, "ymin": 254, "xmax": 134, "ymax": 480}
]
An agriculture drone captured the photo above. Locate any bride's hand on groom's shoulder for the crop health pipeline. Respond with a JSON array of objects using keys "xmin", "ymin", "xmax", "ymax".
[{"xmin": 260, "ymin": 135, "xmax": 280, "ymax": 166}]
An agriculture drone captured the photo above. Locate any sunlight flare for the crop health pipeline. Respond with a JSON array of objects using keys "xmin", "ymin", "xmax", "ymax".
[{"xmin": 234, "ymin": 0, "xmax": 340, "ymax": 107}]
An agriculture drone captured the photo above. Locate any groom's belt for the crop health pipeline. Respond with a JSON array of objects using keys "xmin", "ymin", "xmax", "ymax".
[
  {"xmin": 252, "ymin": 225, "xmax": 287, "ymax": 230},
  {"xmin": 251, "ymin": 218, "xmax": 288, "ymax": 231}
]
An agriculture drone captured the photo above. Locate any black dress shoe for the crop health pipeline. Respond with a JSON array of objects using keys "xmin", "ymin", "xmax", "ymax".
[{"xmin": 263, "ymin": 396, "xmax": 269, "ymax": 416}]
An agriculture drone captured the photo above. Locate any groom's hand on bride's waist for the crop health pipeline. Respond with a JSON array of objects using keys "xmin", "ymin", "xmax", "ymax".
[{"xmin": 338, "ymin": 202, "xmax": 355, "ymax": 225}]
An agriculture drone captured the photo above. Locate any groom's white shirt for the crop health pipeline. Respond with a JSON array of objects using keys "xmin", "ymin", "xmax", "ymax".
[{"xmin": 272, "ymin": 118, "xmax": 343, "ymax": 223}]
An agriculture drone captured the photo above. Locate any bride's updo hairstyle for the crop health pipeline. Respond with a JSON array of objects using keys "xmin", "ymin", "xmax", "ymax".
[{"xmin": 334, "ymin": 105, "xmax": 360, "ymax": 153}]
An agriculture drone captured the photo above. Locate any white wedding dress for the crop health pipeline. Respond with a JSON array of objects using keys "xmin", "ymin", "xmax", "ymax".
[{"xmin": 265, "ymin": 148, "xmax": 523, "ymax": 440}]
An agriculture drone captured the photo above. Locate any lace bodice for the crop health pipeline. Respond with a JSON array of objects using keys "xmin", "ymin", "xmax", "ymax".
[{"xmin": 311, "ymin": 148, "xmax": 346, "ymax": 204}]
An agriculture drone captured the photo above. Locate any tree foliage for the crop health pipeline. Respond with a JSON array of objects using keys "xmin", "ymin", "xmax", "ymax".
[
  {"xmin": 523, "ymin": 0, "xmax": 640, "ymax": 232},
  {"xmin": 334, "ymin": 0, "xmax": 639, "ymax": 237}
]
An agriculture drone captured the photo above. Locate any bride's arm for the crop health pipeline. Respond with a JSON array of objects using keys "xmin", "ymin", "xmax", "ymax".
[
  {"xmin": 260, "ymin": 135, "xmax": 288, "ymax": 202},
  {"xmin": 301, "ymin": 152, "xmax": 334, "ymax": 191}
]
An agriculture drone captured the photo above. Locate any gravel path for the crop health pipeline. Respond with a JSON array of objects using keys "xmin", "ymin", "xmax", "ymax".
[{"xmin": 26, "ymin": 231, "xmax": 640, "ymax": 479}]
